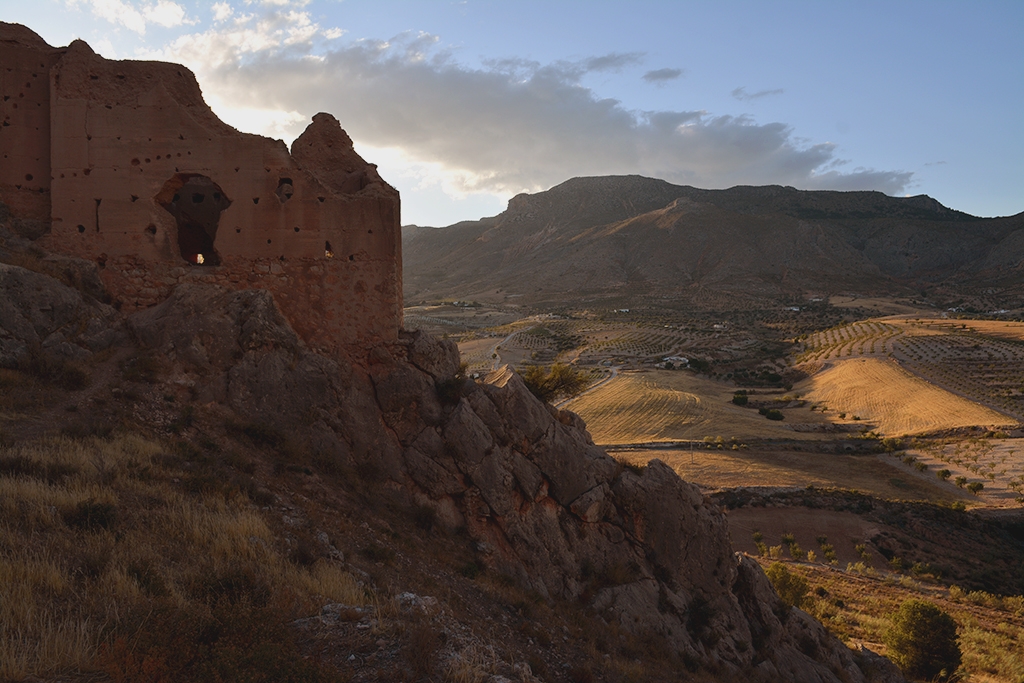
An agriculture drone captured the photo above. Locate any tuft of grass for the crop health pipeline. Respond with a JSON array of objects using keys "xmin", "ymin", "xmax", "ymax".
[{"xmin": 0, "ymin": 433, "xmax": 364, "ymax": 680}]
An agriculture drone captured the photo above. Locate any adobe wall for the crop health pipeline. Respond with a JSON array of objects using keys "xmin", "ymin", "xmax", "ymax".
[
  {"xmin": 0, "ymin": 23, "xmax": 402, "ymax": 353},
  {"xmin": 0, "ymin": 24, "xmax": 64, "ymax": 235}
]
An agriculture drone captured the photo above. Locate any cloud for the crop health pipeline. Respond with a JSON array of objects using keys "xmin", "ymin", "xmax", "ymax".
[
  {"xmin": 150, "ymin": 9, "xmax": 912, "ymax": 200},
  {"xmin": 732, "ymin": 86, "xmax": 785, "ymax": 101},
  {"xmin": 643, "ymin": 67, "xmax": 684, "ymax": 83},
  {"xmin": 67, "ymin": 0, "xmax": 191, "ymax": 34}
]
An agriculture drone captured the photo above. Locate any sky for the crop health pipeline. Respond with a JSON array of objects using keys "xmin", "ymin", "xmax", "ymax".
[{"xmin": 5, "ymin": 0, "xmax": 1023, "ymax": 226}]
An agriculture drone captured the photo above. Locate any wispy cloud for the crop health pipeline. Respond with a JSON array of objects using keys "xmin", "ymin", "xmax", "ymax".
[
  {"xmin": 643, "ymin": 67, "xmax": 684, "ymax": 83},
  {"xmin": 66, "ymin": 0, "xmax": 192, "ymax": 34},
  {"xmin": 732, "ymin": 86, "xmax": 784, "ymax": 101},
  {"xmin": 146, "ymin": 7, "xmax": 911, "ymax": 198}
]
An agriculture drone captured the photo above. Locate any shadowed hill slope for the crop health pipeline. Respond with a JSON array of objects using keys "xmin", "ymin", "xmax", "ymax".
[
  {"xmin": 0, "ymin": 211, "xmax": 904, "ymax": 681},
  {"xmin": 403, "ymin": 176, "xmax": 1024, "ymax": 308}
]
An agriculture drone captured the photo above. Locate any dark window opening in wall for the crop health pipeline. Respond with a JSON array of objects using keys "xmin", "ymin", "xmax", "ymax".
[
  {"xmin": 324, "ymin": 241, "xmax": 334, "ymax": 259},
  {"xmin": 94, "ymin": 198, "xmax": 101, "ymax": 232},
  {"xmin": 276, "ymin": 178, "xmax": 294, "ymax": 202},
  {"xmin": 156, "ymin": 173, "xmax": 231, "ymax": 266},
  {"xmin": 77, "ymin": 224, "xmax": 85, "ymax": 233}
]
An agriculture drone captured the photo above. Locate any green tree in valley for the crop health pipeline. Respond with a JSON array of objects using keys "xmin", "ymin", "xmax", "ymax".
[{"xmin": 883, "ymin": 599, "xmax": 961, "ymax": 681}]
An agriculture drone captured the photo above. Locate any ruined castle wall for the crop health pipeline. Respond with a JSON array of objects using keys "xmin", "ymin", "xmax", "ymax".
[
  {"xmin": 0, "ymin": 25, "xmax": 62, "ymax": 229},
  {"xmin": 1, "ymin": 29, "xmax": 403, "ymax": 352}
]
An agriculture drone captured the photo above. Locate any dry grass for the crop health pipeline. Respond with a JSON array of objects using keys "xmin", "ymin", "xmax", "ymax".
[
  {"xmin": 0, "ymin": 433, "xmax": 366, "ymax": 681},
  {"xmin": 799, "ymin": 358, "xmax": 1013, "ymax": 435},
  {"xmin": 758, "ymin": 557, "xmax": 1024, "ymax": 683}
]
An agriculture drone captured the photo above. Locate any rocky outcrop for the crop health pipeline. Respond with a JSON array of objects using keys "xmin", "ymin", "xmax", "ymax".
[
  {"xmin": 0, "ymin": 260, "xmax": 121, "ymax": 368},
  {"xmin": 126, "ymin": 282, "xmax": 903, "ymax": 682}
]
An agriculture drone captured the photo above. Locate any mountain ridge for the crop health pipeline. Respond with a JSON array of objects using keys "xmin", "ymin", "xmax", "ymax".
[{"xmin": 403, "ymin": 176, "xmax": 1024, "ymax": 309}]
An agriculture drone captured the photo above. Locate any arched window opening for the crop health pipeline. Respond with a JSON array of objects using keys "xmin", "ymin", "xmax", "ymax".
[{"xmin": 156, "ymin": 174, "xmax": 231, "ymax": 266}]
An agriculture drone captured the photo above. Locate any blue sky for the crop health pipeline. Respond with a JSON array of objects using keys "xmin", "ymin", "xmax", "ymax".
[{"xmin": 6, "ymin": 0, "xmax": 1022, "ymax": 225}]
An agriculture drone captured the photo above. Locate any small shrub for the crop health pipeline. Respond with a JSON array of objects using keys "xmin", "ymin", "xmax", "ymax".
[
  {"xmin": 732, "ymin": 393, "xmax": 748, "ymax": 406},
  {"xmin": 937, "ymin": 468, "xmax": 952, "ymax": 481},
  {"xmin": 360, "ymin": 543, "xmax": 394, "ymax": 565},
  {"xmin": 765, "ymin": 562, "xmax": 808, "ymax": 610},
  {"xmin": 63, "ymin": 499, "xmax": 118, "ymax": 531},
  {"xmin": 413, "ymin": 504, "xmax": 436, "ymax": 531},
  {"xmin": 19, "ymin": 348, "xmax": 91, "ymax": 389},
  {"xmin": 519, "ymin": 363, "xmax": 590, "ymax": 402},
  {"xmin": 883, "ymin": 599, "xmax": 961, "ymax": 681},
  {"xmin": 954, "ymin": 476, "xmax": 968, "ymax": 488},
  {"xmin": 764, "ymin": 409, "xmax": 784, "ymax": 421},
  {"xmin": 966, "ymin": 481, "xmax": 984, "ymax": 495}
]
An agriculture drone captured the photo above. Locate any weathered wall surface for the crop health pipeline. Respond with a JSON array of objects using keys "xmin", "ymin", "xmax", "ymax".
[
  {"xmin": 0, "ymin": 24, "xmax": 63, "ymax": 236},
  {"xmin": 0, "ymin": 22, "xmax": 402, "ymax": 352}
]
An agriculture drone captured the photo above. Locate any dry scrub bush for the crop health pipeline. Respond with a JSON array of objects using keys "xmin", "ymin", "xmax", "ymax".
[{"xmin": 0, "ymin": 433, "xmax": 362, "ymax": 681}]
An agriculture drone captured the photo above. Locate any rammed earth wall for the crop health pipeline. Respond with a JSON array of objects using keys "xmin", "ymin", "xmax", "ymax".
[{"xmin": 0, "ymin": 22, "xmax": 402, "ymax": 353}]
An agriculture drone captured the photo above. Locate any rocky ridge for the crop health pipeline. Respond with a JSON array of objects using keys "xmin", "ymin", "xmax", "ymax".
[
  {"xmin": 403, "ymin": 175, "xmax": 1024, "ymax": 308},
  {"xmin": 0, "ymin": 215, "xmax": 902, "ymax": 681}
]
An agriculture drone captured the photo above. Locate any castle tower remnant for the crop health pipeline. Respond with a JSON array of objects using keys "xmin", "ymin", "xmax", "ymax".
[{"xmin": 0, "ymin": 22, "xmax": 402, "ymax": 353}]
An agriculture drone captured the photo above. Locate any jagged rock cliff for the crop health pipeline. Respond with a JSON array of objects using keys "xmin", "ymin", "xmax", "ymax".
[{"xmin": 99, "ymin": 280, "xmax": 895, "ymax": 682}]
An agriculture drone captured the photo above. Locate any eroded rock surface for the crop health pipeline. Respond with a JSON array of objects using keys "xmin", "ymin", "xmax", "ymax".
[{"xmin": 125, "ymin": 283, "xmax": 904, "ymax": 683}]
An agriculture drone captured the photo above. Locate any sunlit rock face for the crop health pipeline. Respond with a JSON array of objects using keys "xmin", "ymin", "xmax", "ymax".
[{"xmin": 0, "ymin": 22, "xmax": 402, "ymax": 354}]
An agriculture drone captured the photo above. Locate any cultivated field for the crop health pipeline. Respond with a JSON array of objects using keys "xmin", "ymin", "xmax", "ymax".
[
  {"xmin": 796, "ymin": 316, "xmax": 1024, "ymax": 422},
  {"xmin": 798, "ymin": 358, "xmax": 1015, "ymax": 436},
  {"xmin": 901, "ymin": 437, "xmax": 1024, "ymax": 507},
  {"xmin": 564, "ymin": 370, "xmax": 829, "ymax": 445},
  {"xmin": 613, "ymin": 447, "xmax": 961, "ymax": 502}
]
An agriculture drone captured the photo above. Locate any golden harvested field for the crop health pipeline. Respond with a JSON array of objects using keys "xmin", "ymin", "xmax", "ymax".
[
  {"xmin": 614, "ymin": 448, "xmax": 960, "ymax": 502},
  {"xmin": 898, "ymin": 318, "xmax": 1024, "ymax": 342},
  {"xmin": 799, "ymin": 358, "xmax": 1015, "ymax": 436},
  {"xmin": 564, "ymin": 370, "xmax": 829, "ymax": 444}
]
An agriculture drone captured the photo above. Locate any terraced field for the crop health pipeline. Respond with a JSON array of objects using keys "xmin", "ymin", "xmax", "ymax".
[
  {"xmin": 799, "ymin": 358, "xmax": 1015, "ymax": 435},
  {"xmin": 797, "ymin": 321, "xmax": 906, "ymax": 362},
  {"xmin": 892, "ymin": 331, "xmax": 1024, "ymax": 421},
  {"xmin": 897, "ymin": 437, "xmax": 1024, "ymax": 507},
  {"xmin": 795, "ymin": 317, "xmax": 1024, "ymax": 423}
]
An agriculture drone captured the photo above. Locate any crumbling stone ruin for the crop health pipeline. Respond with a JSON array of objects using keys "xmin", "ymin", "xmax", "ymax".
[{"xmin": 0, "ymin": 22, "xmax": 401, "ymax": 353}]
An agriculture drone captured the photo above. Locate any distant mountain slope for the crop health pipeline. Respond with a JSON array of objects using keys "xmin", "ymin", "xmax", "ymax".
[{"xmin": 403, "ymin": 176, "xmax": 1024, "ymax": 308}]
